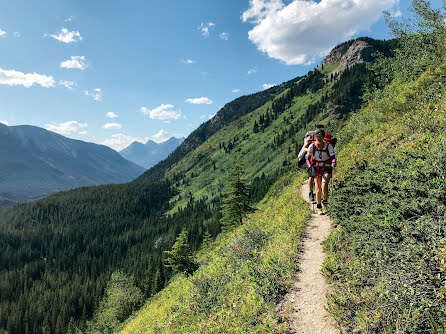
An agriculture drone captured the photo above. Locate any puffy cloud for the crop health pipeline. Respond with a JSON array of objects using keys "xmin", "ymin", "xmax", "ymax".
[
  {"xmin": 152, "ymin": 129, "xmax": 169, "ymax": 143},
  {"xmin": 0, "ymin": 67, "xmax": 55, "ymax": 88},
  {"xmin": 141, "ymin": 104, "xmax": 181, "ymax": 121},
  {"xmin": 242, "ymin": 0, "xmax": 399, "ymax": 65},
  {"xmin": 106, "ymin": 112, "xmax": 118, "ymax": 118},
  {"xmin": 232, "ymin": 89, "xmax": 241, "ymax": 93},
  {"xmin": 198, "ymin": 22, "xmax": 216, "ymax": 37},
  {"xmin": 59, "ymin": 80, "xmax": 76, "ymax": 89},
  {"xmin": 51, "ymin": 27, "xmax": 82, "ymax": 43},
  {"xmin": 248, "ymin": 69, "xmax": 257, "ymax": 74},
  {"xmin": 219, "ymin": 32, "xmax": 229, "ymax": 40},
  {"xmin": 0, "ymin": 120, "xmax": 9, "ymax": 125},
  {"xmin": 182, "ymin": 59, "xmax": 196, "ymax": 64},
  {"xmin": 84, "ymin": 88, "xmax": 102, "ymax": 101},
  {"xmin": 263, "ymin": 83, "xmax": 275, "ymax": 90},
  {"xmin": 185, "ymin": 97, "xmax": 213, "ymax": 104},
  {"xmin": 60, "ymin": 56, "xmax": 87, "ymax": 70},
  {"xmin": 102, "ymin": 123, "xmax": 122, "ymax": 130},
  {"xmin": 102, "ymin": 134, "xmax": 146, "ymax": 151},
  {"xmin": 0, "ymin": 30, "xmax": 6, "ymax": 37},
  {"xmin": 45, "ymin": 121, "xmax": 88, "ymax": 137},
  {"xmin": 102, "ymin": 130, "xmax": 169, "ymax": 151}
]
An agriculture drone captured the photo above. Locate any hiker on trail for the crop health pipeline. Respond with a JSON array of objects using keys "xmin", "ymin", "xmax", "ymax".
[
  {"xmin": 306, "ymin": 129, "xmax": 336, "ymax": 214},
  {"xmin": 298, "ymin": 125, "xmax": 336, "ymax": 203}
]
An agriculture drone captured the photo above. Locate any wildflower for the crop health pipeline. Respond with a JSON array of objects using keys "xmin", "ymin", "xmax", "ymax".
[
  {"xmin": 242, "ymin": 248, "xmax": 245, "ymax": 251},
  {"xmin": 399, "ymin": 223, "xmax": 403, "ymax": 228},
  {"xmin": 237, "ymin": 246, "xmax": 241, "ymax": 251}
]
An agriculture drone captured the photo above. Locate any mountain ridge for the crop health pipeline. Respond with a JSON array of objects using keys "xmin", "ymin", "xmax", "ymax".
[
  {"xmin": 120, "ymin": 137, "xmax": 184, "ymax": 169},
  {"xmin": 0, "ymin": 123, "xmax": 144, "ymax": 205}
]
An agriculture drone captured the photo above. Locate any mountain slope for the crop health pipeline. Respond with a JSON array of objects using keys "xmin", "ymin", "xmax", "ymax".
[
  {"xmin": 0, "ymin": 37, "xmax": 393, "ymax": 334},
  {"xmin": 122, "ymin": 23, "xmax": 446, "ymax": 332},
  {"xmin": 120, "ymin": 137, "xmax": 184, "ymax": 169},
  {"xmin": 0, "ymin": 124, "xmax": 144, "ymax": 204}
]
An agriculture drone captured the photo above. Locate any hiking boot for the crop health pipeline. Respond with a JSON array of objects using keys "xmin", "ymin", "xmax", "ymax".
[
  {"xmin": 309, "ymin": 191, "xmax": 315, "ymax": 203},
  {"xmin": 316, "ymin": 204, "xmax": 324, "ymax": 215},
  {"xmin": 322, "ymin": 199, "xmax": 329, "ymax": 206}
]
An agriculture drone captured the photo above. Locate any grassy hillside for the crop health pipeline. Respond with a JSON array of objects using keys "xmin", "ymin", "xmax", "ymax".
[
  {"xmin": 121, "ymin": 172, "xmax": 309, "ymax": 334},
  {"xmin": 0, "ymin": 36, "xmax": 391, "ymax": 333},
  {"xmin": 322, "ymin": 4, "xmax": 446, "ymax": 332}
]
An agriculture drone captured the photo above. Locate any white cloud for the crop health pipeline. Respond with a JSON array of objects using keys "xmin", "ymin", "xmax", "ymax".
[
  {"xmin": 102, "ymin": 130, "xmax": 169, "ymax": 151},
  {"xmin": 59, "ymin": 80, "xmax": 76, "ymax": 89},
  {"xmin": 242, "ymin": 0, "xmax": 398, "ymax": 65},
  {"xmin": 51, "ymin": 28, "xmax": 82, "ymax": 43},
  {"xmin": 45, "ymin": 121, "xmax": 88, "ymax": 137},
  {"xmin": 198, "ymin": 22, "xmax": 216, "ymax": 37},
  {"xmin": 182, "ymin": 59, "xmax": 196, "ymax": 64},
  {"xmin": 84, "ymin": 88, "xmax": 102, "ymax": 101},
  {"xmin": 0, "ymin": 30, "xmax": 6, "ymax": 37},
  {"xmin": 263, "ymin": 83, "xmax": 275, "ymax": 90},
  {"xmin": 60, "ymin": 56, "xmax": 87, "ymax": 70},
  {"xmin": 102, "ymin": 122, "xmax": 122, "ymax": 130},
  {"xmin": 200, "ymin": 114, "xmax": 206, "ymax": 119},
  {"xmin": 0, "ymin": 67, "xmax": 55, "ymax": 88},
  {"xmin": 232, "ymin": 89, "xmax": 241, "ymax": 93},
  {"xmin": 219, "ymin": 32, "xmax": 229, "ymax": 40},
  {"xmin": 102, "ymin": 134, "xmax": 147, "ymax": 151},
  {"xmin": 185, "ymin": 97, "xmax": 213, "ymax": 104},
  {"xmin": 65, "ymin": 17, "xmax": 73, "ymax": 22},
  {"xmin": 152, "ymin": 129, "xmax": 169, "ymax": 143},
  {"xmin": 141, "ymin": 104, "xmax": 181, "ymax": 121},
  {"xmin": 106, "ymin": 112, "xmax": 118, "ymax": 118},
  {"xmin": 13, "ymin": 32, "xmax": 20, "ymax": 38},
  {"xmin": 0, "ymin": 120, "xmax": 9, "ymax": 125},
  {"xmin": 248, "ymin": 69, "xmax": 257, "ymax": 74}
]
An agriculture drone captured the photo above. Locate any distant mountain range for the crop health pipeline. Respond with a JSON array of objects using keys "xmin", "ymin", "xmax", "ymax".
[
  {"xmin": 120, "ymin": 137, "xmax": 184, "ymax": 169},
  {"xmin": 0, "ymin": 123, "xmax": 144, "ymax": 206}
]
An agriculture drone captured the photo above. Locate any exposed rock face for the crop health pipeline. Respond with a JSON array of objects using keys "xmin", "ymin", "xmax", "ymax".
[{"xmin": 323, "ymin": 40, "xmax": 373, "ymax": 72}]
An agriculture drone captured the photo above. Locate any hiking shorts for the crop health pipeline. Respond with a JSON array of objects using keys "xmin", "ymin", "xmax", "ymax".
[{"xmin": 307, "ymin": 165, "xmax": 332, "ymax": 178}]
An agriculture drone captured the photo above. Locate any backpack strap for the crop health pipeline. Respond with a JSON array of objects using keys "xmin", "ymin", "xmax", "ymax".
[{"xmin": 312, "ymin": 142, "xmax": 332, "ymax": 177}]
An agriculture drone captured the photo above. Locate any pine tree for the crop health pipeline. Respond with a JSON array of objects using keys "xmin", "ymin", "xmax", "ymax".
[
  {"xmin": 164, "ymin": 229, "xmax": 197, "ymax": 275},
  {"xmin": 253, "ymin": 120, "xmax": 259, "ymax": 133},
  {"xmin": 220, "ymin": 157, "xmax": 254, "ymax": 231}
]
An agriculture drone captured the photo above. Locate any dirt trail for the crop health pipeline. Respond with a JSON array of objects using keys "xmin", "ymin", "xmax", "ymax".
[{"xmin": 278, "ymin": 182, "xmax": 338, "ymax": 333}]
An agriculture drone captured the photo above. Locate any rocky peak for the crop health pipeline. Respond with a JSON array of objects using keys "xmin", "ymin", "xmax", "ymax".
[{"xmin": 323, "ymin": 39, "xmax": 373, "ymax": 72}]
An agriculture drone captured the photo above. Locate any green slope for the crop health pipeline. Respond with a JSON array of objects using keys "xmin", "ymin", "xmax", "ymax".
[
  {"xmin": 121, "ymin": 172, "xmax": 309, "ymax": 334},
  {"xmin": 121, "ymin": 7, "xmax": 446, "ymax": 331},
  {"xmin": 0, "ymin": 36, "xmax": 392, "ymax": 334}
]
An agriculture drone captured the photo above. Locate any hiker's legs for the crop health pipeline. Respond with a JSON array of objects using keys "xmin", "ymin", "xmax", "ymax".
[
  {"xmin": 315, "ymin": 176, "xmax": 322, "ymax": 204},
  {"xmin": 322, "ymin": 172, "xmax": 330, "ymax": 201},
  {"xmin": 308, "ymin": 176, "xmax": 314, "ymax": 192}
]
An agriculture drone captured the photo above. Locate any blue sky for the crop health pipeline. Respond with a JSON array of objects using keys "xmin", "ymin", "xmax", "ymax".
[{"xmin": 0, "ymin": 0, "xmax": 440, "ymax": 150}]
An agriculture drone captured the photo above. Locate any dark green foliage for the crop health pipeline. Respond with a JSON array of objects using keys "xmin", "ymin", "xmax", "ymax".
[
  {"xmin": 164, "ymin": 229, "xmax": 198, "ymax": 276},
  {"xmin": 329, "ymin": 145, "xmax": 446, "ymax": 332},
  {"xmin": 0, "ymin": 181, "xmax": 221, "ymax": 333},
  {"xmin": 221, "ymin": 159, "xmax": 254, "ymax": 231}
]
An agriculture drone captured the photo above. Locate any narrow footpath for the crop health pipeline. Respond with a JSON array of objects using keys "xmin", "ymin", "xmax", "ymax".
[{"xmin": 278, "ymin": 182, "xmax": 338, "ymax": 333}]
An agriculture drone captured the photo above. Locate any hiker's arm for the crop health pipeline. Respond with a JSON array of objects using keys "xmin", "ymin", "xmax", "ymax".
[{"xmin": 306, "ymin": 144, "xmax": 313, "ymax": 167}]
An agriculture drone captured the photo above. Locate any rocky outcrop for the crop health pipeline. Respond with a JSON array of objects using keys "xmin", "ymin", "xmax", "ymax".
[{"xmin": 323, "ymin": 39, "xmax": 373, "ymax": 72}]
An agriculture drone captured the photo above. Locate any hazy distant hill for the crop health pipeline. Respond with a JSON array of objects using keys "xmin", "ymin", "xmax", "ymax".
[
  {"xmin": 120, "ymin": 137, "xmax": 184, "ymax": 169},
  {"xmin": 0, "ymin": 123, "xmax": 144, "ymax": 205}
]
